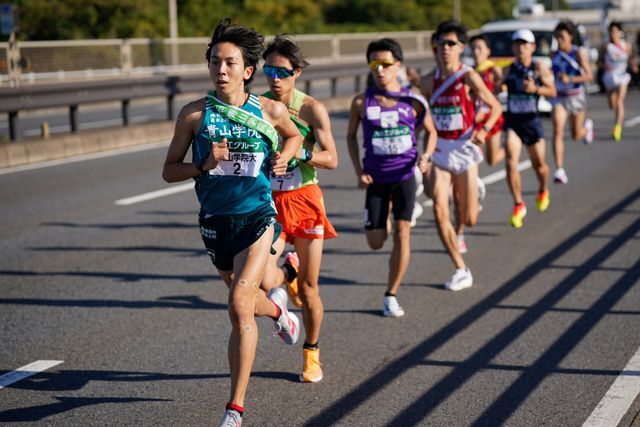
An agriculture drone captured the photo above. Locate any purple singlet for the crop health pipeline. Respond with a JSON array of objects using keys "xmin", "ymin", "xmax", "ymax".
[{"xmin": 362, "ymin": 87, "xmax": 419, "ymax": 184}]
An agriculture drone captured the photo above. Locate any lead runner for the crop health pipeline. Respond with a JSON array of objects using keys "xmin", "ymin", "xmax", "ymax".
[{"xmin": 162, "ymin": 19, "xmax": 303, "ymax": 427}]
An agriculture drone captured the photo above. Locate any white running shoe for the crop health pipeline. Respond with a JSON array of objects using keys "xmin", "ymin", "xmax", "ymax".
[
  {"xmin": 445, "ymin": 268, "xmax": 473, "ymax": 291},
  {"xmin": 383, "ymin": 295, "xmax": 405, "ymax": 317},
  {"xmin": 457, "ymin": 234, "xmax": 468, "ymax": 254},
  {"xmin": 553, "ymin": 168, "xmax": 568, "ymax": 185},
  {"xmin": 410, "ymin": 201, "xmax": 424, "ymax": 228},
  {"xmin": 219, "ymin": 409, "xmax": 242, "ymax": 427},
  {"xmin": 269, "ymin": 288, "xmax": 300, "ymax": 345},
  {"xmin": 477, "ymin": 176, "xmax": 486, "ymax": 211},
  {"xmin": 583, "ymin": 118, "xmax": 594, "ymax": 145}
]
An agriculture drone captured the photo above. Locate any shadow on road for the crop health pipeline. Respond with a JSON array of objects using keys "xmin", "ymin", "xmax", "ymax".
[{"xmin": 303, "ymin": 188, "xmax": 640, "ymax": 427}]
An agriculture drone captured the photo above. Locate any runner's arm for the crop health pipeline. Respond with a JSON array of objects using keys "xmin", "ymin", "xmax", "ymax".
[
  {"xmin": 162, "ymin": 100, "xmax": 207, "ymax": 182},
  {"xmin": 574, "ymin": 47, "xmax": 593, "ymax": 84},
  {"xmin": 534, "ymin": 62, "xmax": 557, "ymax": 98},
  {"xmin": 262, "ymin": 97, "xmax": 304, "ymax": 175},
  {"xmin": 491, "ymin": 66, "xmax": 504, "ymax": 92},
  {"xmin": 305, "ymin": 100, "xmax": 338, "ymax": 170},
  {"xmin": 467, "ymin": 70, "xmax": 502, "ymax": 135},
  {"xmin": 346, "ymin": 95, "xmax": 366, "ymax": 178}
]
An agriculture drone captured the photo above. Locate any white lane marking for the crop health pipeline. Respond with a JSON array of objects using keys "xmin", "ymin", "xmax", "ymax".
[
  {"xmin": 421, "ymin": 160, "xmax": 533, "ymax": 208},
  {"xmin": 623, "ymin": 116, "xmax": 640, "ymax": 127},
  {"xmin": 115, "ymin": 182, "xmax": 194, "ymax": 205},
  {"xmin": 0, "ymin": 360, "xmax": 63, "ymax": 390},
  {"xmin": 0, "ymin": 140, "xmax": 169, "ymax": 176},
  {"xmin": 582, "ymin": 346, "xmax": 640, "ymax": 427}
]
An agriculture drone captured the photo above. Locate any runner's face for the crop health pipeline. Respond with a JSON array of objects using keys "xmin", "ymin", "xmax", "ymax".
[
  {"xmin": 208, "ymin": 42, "xmax": 253, "ymax": 95},
  {"xmin": 554, "ymin": 30, "xmax": 572, "ymax": 51},
  {"xmin": 512, "ymin": 40, "xmax": 535, "ymax": 62},
  {"xmin": 264, "ymin": 53, "xmax": 300, "ymax": 99},
  {"xmin": 471, "ymin": 40, "xmax": 489, "ymax": 64},
  {"xmin": 437, "ymin": 32, "xmax": 463, "ymax": 65},
  {"xmin": 368, "ymin": 51, "xmax": 398, "ymax": 88},
  {"xmin": 609, "ymin": 27, "xmax": 621, "ymax": 43}
]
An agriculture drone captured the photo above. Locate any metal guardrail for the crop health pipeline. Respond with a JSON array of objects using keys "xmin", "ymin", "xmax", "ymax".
[
  {"xmin": 0, "ymin": 31, "xmax": 433, "ymax": 85},
  {"xmin": 0, "ymin": 56, "xmax": 432, "ymax": 141}
]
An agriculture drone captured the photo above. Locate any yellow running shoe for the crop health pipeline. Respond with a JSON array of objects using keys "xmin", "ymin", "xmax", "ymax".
[
  {"xmin": 613, "ymin": 124, "xmax": 622, "ymax": 142},
  {"xmin": 536, "ymin": 190, "xmax": 550, "ymax": 212},
  {"xmin": 300, "ymin": 347, "xmax": 323, "ymax": 383},
  {"xmin": 284, "ymin": 252, "xmax": 302, "ymax": 308},
  {"xmin": 510, "ymin": 203, "xmax": 527, "ymax": 229}
]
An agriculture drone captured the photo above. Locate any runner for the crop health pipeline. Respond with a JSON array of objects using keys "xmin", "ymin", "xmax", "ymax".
[
  {"xmin": 260, "ymin": 35, "xmax": 338, "ymax": 383},
  {"xmin": 347, "ymin": 37, "xmax": 436, "ymax": 315},
  {"xmin": 419, "ymin": 20, "xmax": 501, "ymax": 290},
  {"xmin": 452, "ymin": 34, "xmax": 505, "ymax": 253},
  {"xmin": 502, "ymin": 29, "xmax": 556, "ymax": 229},
  {"xmin": 161, "ymin": 19, "xmax": 303, "ymax": 427},
  {"xmin": 550, "ymin": 19, "xmax": 594, "ymax": 185},
  {"xmin": 601, "ymin": 21, "xmax": 634, "ymax": 141}
]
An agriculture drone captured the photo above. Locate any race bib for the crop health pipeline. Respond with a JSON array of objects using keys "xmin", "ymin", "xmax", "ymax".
[
  {"xmin": 209, "ymin": 151, "xmax": 265, "ymax": 177},
  {"xmin": 433, "ymin": 106, "xmax": 463, "ymax": 131},
  {"xmin": 371, "ymin": 126, "xmax": 413, "ymax": 155},
  {"xmin": 508, "ymin": 95, "xmax": 537, "ymax": 114},
  {"xmin": 270, "ymin": 167, "xmax": 303, "ymax": 191}
]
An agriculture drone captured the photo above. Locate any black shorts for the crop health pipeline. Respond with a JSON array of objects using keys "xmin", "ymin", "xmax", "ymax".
[
  {"xmin": 364, "ymin": 176, "xmax": 416, "ymax": 230},
  {"xmin": 199, "ymin": 206, "xmax": 280, "ymax": 272},
  {"xmin": 505, "ymin": 113, "xmax": 544, "ymax": 146}
]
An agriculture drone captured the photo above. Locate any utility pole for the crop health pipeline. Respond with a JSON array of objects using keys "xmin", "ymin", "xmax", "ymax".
[
  {"xmin": 168, "ymin": 0, "xmax": 178, "ymax": 67},
  {"xmin": 453, "ymin": 0, "xmax": 461, "ymax": 22}
]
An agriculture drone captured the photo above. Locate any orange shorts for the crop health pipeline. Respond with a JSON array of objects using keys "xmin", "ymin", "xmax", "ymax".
[{"xmin": 273, "ymin": 184, "xmax": 338, "ymax": 244}]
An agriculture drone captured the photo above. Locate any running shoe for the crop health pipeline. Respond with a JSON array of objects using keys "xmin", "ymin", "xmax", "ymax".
[
  {"xmin": 477, "ymin": 176, "xmax": 486, "ymax": 211},
  {"xmin": 510, "ymin": 203, "xmax": 527, "ymax": 229},
  {"xmin": 218, "ymin": 409, "xmax": 242, "ymax": 427},
  {"xmin": 613, "ymin": 124, "xmax": 622, "ymax": 142},
  {"xmin": 457, "ymin": 234, "xmax": 468, "ymax": 254},
  {"xmin": 553, "ymin": 168, "xmax": 568, "ymax": 185},
  {"xmin": 300, "ymin": 348, "xmax": 323, "ymax": 383},
  {"xmin": 383, "ymin": 295, "xmax": 405, "ymax": 317},
  {"xmin": 283, "ymin": 252, "xmax": 302, "ymax": 308},
  {"xmin": 536, "ymin": 190, "xmax": 550, "ymax": 212},
  {"xmin": 444, "ymin": 268, "xmax": 473, "ymax": 291},
  {"xmin": 269, "ymin": 287, "xmax": 300, "ymax": 345},
  {"xmin": 410, "ymin": 201, "xmax": 424, "ymax": 228},
  {"xmin": 583, "ymin": 118, "xmax": 594, "ymax": 144}
]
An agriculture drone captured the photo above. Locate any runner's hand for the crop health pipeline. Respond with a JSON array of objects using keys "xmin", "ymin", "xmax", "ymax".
[
  {"xmin": 209, "ymin": 138, "xmax": 229, "ymax": 169},
  {"xmin": 471, "ymin": 129, "xmax": 487, "ymax": 146},
  {"xmin": 271, "ymin": 151, "xmax": 288, "ymax": 176},
  {"xmin": 358, "ymin": 173, "xmax": 373, "ymax": 189},
  {"xmin": 523, "ymin": 75, "xmax": 537, "ymax": 94},
  {"xmin": 417, "ymin": 153, "xmax": 432, "ymax": 173}
]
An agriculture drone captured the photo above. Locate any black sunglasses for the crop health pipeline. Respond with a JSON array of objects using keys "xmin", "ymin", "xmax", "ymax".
[{"xmin": 438, "ymin": 39, "xmax": 460, "ymax": 47}]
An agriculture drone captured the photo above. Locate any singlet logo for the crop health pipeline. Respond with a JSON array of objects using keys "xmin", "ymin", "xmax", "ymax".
[{"xmin": 380, "ymin": 111, "xmax": 399, "ymax": 128}]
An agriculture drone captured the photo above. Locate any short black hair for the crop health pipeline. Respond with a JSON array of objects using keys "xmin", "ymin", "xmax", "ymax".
[
  {"xmin": 366, "ymin": 38, "xmax": 404, "ymax": 62},
  {"xmin": 434, "ymin": 20, "xmax": 468, "ymax": 45},
  {"xmin": 263, "ymin": 35, "xmax": 310, "ymax": 69},
  {"xmin": 469, "ymin": 34, "xmax": 491, "ymax": 49},
  {"xmin": 205, "ymin": 18, "xmax": 264, "ymax": 85},
  {"xmin": 554, "ymin": 20, "xmax": 576, "ymax": 39},
  {"xmin": 609, "ymin": 21, "xmax": 623, "ymax": 32}
]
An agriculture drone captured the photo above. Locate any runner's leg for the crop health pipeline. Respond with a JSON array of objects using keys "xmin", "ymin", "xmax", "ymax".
[
  {"xmin": 294, "ymin": 237, "xmax": 324, "ymax": 344},
  {"xmin": 431, "ymin": 166, "xmax": 465, "ymax": 269},
  {"xmin": 505, "ymin": 130, "xmax": 524, "ymax": 205}
]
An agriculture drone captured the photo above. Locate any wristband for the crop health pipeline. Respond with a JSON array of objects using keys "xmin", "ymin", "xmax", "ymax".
[
  {"xmin": 301, "ymin": 148, "xmax": 313, "ymax": 163},
  {"xmin": 482, "ymin": 124, "xmax": 491, "ymax": 133}
]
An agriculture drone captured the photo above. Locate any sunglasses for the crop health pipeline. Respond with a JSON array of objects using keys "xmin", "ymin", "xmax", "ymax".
[
  {"xmin": 263, "ymin": 65, "xmax": 295, "ymax": 79},
  {"xmin": 437, "ymin": 39, "xmax": 461, "ymax": 47},
  {"xmin": 368, "ymin": 59, "xmax": 396, "ymax": 71}
]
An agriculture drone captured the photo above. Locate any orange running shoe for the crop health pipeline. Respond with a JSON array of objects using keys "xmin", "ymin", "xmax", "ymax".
[
  {"xmin": 536, "ymin": 190, "xmax": 550, "ymax": 212},
  {"xmin": 300, "ymin": 347, "xmax": 323, "ymax": 383},
  {"xmin": 510, "ymin": 203, "xmax": 527, "ymax": 229},
  {"xmin": 284, "ymin": 252, "xmax": 302, "ymax": 308}
]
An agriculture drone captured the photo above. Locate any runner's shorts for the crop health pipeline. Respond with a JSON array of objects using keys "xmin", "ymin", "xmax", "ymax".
[
  {"xmin": 551, "ymin": 91, "xmax": 587, "ymax": 115},
  {"xmin": 199, "ymin": 205, "xmax": 279, "ymax": 272},
  {"xmin": 364, "ymin": 175, "xmax": 416, "ymax": 230},
  {"xmin": 505, "ymin": 113, "xmax": 545, "ymax": 146},
  {"xmin": 273, "ymin": 184, "xmax": 337, "ymax": 244},
  {"xmin": 603, "ymin": 71, "xmax": 631, "ymax": 91},
  {"xmin": 433, "ymin": 137, "xmax": 484, "ymax": 175}
]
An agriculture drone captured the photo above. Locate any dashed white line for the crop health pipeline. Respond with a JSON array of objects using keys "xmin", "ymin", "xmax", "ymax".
[
  {"xmin": 0, "ymin": 360, "xmax": 64, "ymax": 390},
  {"xmin": 623, "ymin": 116, "xmax": 640, "ymax": 127},
  {"xmin": 582, "ymin": 346, "xmax": 640, "ymax": 427},
  {"xmin": 114, "ymin": 182, "xmax": 194, "ymax": 205}
]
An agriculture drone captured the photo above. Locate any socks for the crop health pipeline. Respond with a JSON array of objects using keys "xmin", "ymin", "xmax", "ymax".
[
  {"xmin": 384, "ymin": 291, "xmax": 396, "ymax": 297},
  {"xmin": 226, "ymin": 403, "xmax": 244, "ymax": 416},
  {"xmin": 283, "ymin": 262, "xmax": 297, "ymax": 283},
  {"xmin": 270, "ymin": 300, "xmax": 282, "ymax": 321},
  {"xmin": 304, "ymin": 341, "xmax": 319, "ymax": 350}
]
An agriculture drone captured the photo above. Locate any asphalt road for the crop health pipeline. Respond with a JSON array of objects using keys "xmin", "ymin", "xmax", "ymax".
[{"xmin": 1, "ymin": 91, "xmax": 639, "ymax": 426}]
